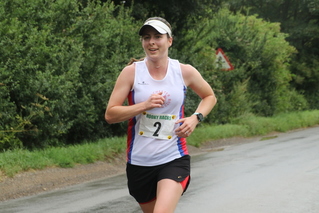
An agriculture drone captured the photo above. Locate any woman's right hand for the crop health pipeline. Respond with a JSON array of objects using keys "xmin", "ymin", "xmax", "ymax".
[{"xmin": 144, "ymin": 92, "xmax": 165, "ymax": 110}]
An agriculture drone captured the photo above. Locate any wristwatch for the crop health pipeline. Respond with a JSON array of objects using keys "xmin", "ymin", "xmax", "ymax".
[{"xmin": 193, "ymin": 112, "xmax": 204, "ymax": 122}]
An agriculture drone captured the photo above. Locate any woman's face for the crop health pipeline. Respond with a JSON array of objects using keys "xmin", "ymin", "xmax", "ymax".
[{"xmin": 141, "ymin": 26, "xmax": 173, "ymax": 59}]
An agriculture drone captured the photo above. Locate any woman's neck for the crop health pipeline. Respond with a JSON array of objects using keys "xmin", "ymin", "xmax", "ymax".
[
  {"xmin": 146, "ymin": 57, "xmax": 169, "ymax": 80},
  {"xmin": 146, "ymin": 57, "xmax": 168, "ymax": 69}
]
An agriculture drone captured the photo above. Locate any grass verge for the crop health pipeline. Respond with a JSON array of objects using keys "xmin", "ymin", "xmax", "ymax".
[{"xmin": 1, "ymin": 110, "xmax": 319, "ymax": 177}]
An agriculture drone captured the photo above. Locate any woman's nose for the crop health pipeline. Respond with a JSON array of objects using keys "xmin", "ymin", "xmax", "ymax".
[{"xmin": 149, "ymin": 37, "xmax": 155, "ymax": 45}]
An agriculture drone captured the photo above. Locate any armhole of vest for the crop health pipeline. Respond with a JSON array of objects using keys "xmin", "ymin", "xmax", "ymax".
[
  {"xmin": 174, "ymin": 59, "xmax": 187, "ymax": 88},
  {"xmin": 131, "ymin": 60, "xmax": 145, "ymax": 91},
  {"xmin": 131, "ymin": 62, "xmax": 138, "ymax": 91}
]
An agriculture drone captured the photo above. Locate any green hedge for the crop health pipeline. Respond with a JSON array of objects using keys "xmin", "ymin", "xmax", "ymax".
[
  {"xmin": 0, "ymin": 0, "xmax": 142, "ymax": 149},
  {"xmin": 172, "ymin": 8, "xmax": 308, "ymax": 123},
  {"xmin": 0, "ymin": 2, "xmax": 311, "ymax": 150}
]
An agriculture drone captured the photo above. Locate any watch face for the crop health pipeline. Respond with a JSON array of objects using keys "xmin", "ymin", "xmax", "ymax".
[
  {"xmin": 196, "ymin": 113, "xmax": 204, "ymax": 122},
  {"xmin": 198, "ymin": 113, "xmax": 204, "ymax": 122}
]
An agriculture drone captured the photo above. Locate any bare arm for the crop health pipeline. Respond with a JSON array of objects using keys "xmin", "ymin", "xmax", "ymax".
[
  {"xmin": 105, "ymin": 64, "xmax": 165, "ymax": 124},
  {"xmin": 175, "ymin": 64, "xmax": 217, "ymax": 137},
  {"xmin": 183, "ymin": 64, "xmax": 217, "ymax": 117}
]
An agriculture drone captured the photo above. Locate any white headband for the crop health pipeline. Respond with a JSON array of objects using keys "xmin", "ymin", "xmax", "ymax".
[{"xmin": 139, "ymin": 20, "xmax": 172, "ymax": 37}]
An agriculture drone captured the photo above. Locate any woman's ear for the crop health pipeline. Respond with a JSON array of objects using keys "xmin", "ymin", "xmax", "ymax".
[{"xmin": 169, "ymin": 37, "xmax": 173, "ymax": 47}]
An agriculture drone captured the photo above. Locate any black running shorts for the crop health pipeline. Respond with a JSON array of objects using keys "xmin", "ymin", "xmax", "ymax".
[{"xmin": 126, "ymin": 155, "xmax": 191, "ymax": 204}]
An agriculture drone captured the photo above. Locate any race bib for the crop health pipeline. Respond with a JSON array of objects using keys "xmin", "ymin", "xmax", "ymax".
[{"xmin": 139, "ymin": 112, "xmax": 177, "ymax": 140}]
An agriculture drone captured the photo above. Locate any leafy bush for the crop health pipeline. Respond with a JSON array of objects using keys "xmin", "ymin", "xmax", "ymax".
[
  {"xmin": 173, "ymin": 8, "xmax": 308, "ymax": 123},
  {"xmin": 0, "ymin": 0, "xmax": 142, "ymax": 149},
  {"xmin": 0, "ymin": 2, "xmax": 312, "ymax": 150},
  {"xmin": 0, "ymin": 84, "xmax": 23, "ymax": 150}
]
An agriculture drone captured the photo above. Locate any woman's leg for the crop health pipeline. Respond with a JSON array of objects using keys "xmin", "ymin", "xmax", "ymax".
[
  {"xmin": 139, "ymin": 200, "xmax": 156, "ymax": 213},
  {"xmin": 153, "ymin": 179, "xmax": 183, "ymax": 213}
]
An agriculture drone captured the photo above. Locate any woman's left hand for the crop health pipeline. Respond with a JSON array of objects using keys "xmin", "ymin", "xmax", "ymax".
[{"xmin": 175, "ymin": 115, "xmax": 199, "ymax": 138}]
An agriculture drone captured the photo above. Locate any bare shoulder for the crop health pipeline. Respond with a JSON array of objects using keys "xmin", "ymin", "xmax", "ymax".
[
  {"xmin": 121, "ymin": 63, "xmax": 135, "ymax": 75},
  {"xmin": 180, "ymin": 63, "xmax": 197, "ymax": 73},
  {"xmin": 110, "ymin": 63, "xmax": 136, "ymax": 95},
  {"xmin": 179, "ymin": 63, "xmax": 202, "ymax": 86},
  {"xmin": 117, "ymin": 63, "xmax": 135, "ymax": 83}
]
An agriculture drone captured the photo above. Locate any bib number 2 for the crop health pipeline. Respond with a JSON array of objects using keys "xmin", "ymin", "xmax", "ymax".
[
  {"xmin": 139, "ymin": 112, "xmax": 176, "ymax": 140},
  {"xmin": 153, "ymin": 122, "xmax": 161, "ymax": 137}
]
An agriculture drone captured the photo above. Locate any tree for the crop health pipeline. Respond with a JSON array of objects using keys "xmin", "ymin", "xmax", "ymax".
[
  {"xmin": 0, "ymin": 0, "xmax": 142, "ymax": 149},
  {"xmin": 172, "ymin": 8, "xmax": 307, "ymax": 123},
  {"xmin": 226, "ymin": 0, "xmax": 319, "ymax": 108},
  {"xmin": 111, "ymin": 0, "xmax": 223, "ymax": 36}
]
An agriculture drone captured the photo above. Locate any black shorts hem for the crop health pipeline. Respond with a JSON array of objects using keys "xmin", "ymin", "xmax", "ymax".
[{"xmin": 127, "ymin": 155, "xmax": 191, "ymax": 203}]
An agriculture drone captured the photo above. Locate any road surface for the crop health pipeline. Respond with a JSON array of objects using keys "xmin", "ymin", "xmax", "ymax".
[{"xmin": 0, "ymin": 126, "xmax": 318, "ymax": 213}]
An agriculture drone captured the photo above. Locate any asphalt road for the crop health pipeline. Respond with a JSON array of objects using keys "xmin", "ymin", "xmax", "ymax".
[{"xmin": 1, "ymin": 126, "xmax": 318, "ymax": 213}]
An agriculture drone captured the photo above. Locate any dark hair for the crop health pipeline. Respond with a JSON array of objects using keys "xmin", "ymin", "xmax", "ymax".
[{"xmin": 127, "ymin": 57, "xmax": 145, "ymax": 65}]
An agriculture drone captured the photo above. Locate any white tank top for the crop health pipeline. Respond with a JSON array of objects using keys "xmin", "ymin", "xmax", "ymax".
[{"xmin": 127, "ymin": 58, "xmax": 189, "ymax": 166}]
